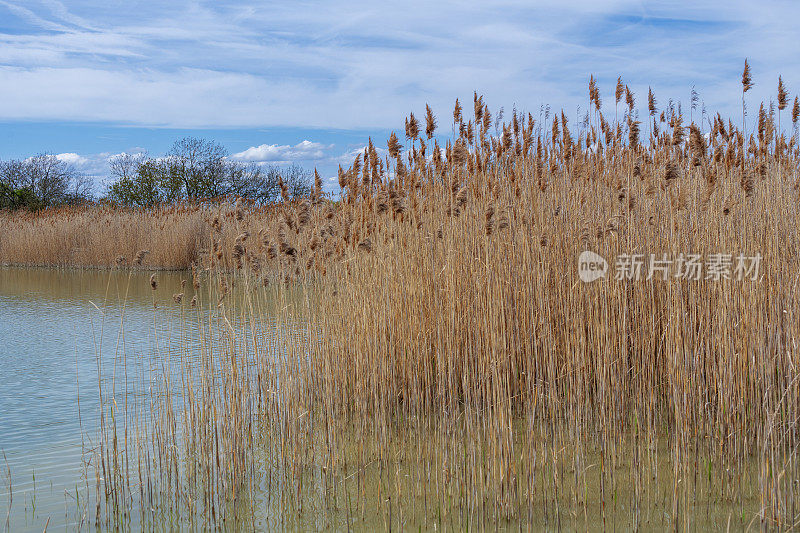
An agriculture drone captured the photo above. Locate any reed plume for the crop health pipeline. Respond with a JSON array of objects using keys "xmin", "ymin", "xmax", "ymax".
[
  {"xmin": 7, "ymin": 68, "xmax": 800, "ymax": 531},
  {"xmin": 425, "ymin": 104, "xmax": 437, "ymax": 139}
]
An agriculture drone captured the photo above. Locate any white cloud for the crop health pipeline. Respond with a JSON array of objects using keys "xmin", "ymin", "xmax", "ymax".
[
  {"xmin": 55, "ymin": 152, "xmax": 89, "ymax": 166},
  {"xmin": 0, "ymin": 1, "xmax": 798, "ymax": 133},
  {"xmin": 5, "ymin": 1, "xmax": 797, "ymax": 199},
  {"xmin": 231, "ymin": 140, "xmax": 330, "ymax": 162}
]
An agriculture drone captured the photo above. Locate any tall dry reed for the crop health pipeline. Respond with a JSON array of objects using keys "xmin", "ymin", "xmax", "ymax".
[{"xmin": 76, "ymin": 71, "xmax": 800, "ymax": 529}]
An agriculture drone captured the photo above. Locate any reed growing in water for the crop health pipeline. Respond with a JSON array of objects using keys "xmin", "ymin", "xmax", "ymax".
[
  {"xmin": 81, "ymin": 70, "xmax": 800, "ymax": 529},
  {"xmin": 0, "ymin": 204, "xmax": 206, "ymax": 269}
]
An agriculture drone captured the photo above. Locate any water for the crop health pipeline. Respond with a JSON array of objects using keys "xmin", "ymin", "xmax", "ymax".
[
  {"xmin": 0, "ymin": 268, "xmax": 769, "ymax": 531},
  {"xmin": 0, "ymin": 268, "xmax": 198, "ymax": 531}
]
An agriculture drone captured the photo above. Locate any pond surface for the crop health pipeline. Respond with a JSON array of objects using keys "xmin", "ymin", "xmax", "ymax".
[
  {"xmin": 0, "ymin": 268, "xmax": 198, "ymax": 531},
  {"xmin": 0, "ymin": 268, "xmax": 766, "ymax": 532}
]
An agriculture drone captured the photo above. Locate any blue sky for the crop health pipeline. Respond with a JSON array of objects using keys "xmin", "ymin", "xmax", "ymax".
[{"xmin": 1, "ymin": 1, "xmax": 799, "ymax": 193}]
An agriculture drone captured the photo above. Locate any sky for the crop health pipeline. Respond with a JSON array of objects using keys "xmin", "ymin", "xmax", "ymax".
[{"xmin": 1, "ymin": 0, "xmax": 799, "ymax": 193}]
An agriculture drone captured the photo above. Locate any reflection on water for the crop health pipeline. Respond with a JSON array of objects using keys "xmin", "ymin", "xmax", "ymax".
[
  {"xmin": 0, "ymin": 268, "xmax": 768, "ymax": 531},
  {"xmin": 0, "ymin": 268, "xmax": 204, "ymax": 531}
]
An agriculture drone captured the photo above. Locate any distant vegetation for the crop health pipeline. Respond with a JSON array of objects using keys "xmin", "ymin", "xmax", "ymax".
[
  {"xmin": 0, "ymin": 154, "xmax": 92, "ymax": 209},
  {"xmin": 0, "ymin": 136, "xmax": 312, "ymax": 211},
  {"xmin": 105, "ymin": 137, "xmax": 312, "ymax": 207}
]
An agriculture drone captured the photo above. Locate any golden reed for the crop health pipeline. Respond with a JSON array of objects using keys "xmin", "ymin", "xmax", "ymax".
[{"xmin": 13, "ymin": 68, "xmax": 800, "ymax": 529}]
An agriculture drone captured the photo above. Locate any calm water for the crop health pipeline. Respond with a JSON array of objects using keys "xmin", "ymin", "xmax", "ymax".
[
  {"xmin": 0, "ymin": 268, "xmax": 765, "ymax": 531},
  {"xmin": 0, "ymin": 268, "xmax": 201, "ymax": 531}
]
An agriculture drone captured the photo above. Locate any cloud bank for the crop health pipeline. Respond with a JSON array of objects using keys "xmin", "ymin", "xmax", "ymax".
[{"xmin": 0, "ymin": 1, "xmax": 798, "ymax": 131}]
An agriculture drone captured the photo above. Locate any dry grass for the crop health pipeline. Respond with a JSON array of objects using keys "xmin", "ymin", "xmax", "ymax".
[
  {"xmin": 36, "ymin": 75, "xmax": 800, "ymax": 529},
  {"xmin": 0, "ymin": 204, "xmax": 209, "ymax": 269},
  {"xmin": 0, "ymin": 201, "xmax": 307, "ymax": 272}
]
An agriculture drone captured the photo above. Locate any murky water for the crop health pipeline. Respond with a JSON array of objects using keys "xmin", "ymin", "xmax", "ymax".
[
  {"xmin": 0, "ymin": 268, "xmax": 202, "ymax": 531},
  {"xmin": 0, "ymin": 268, "xmax": 770, "ymax": 531}
]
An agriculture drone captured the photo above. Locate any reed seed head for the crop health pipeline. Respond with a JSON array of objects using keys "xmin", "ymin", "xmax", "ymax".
[{"xmin": 742, "ymin": 59, "xmax": 753, "ymax": 92}]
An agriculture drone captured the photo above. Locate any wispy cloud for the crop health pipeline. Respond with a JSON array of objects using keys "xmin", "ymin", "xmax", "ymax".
[
  {"xmin": 336, "ymin": 145, "xmax": 388, "ymax": 165},
  {"xmin": 0, "ymin": 1, "xmax": 797, "ymax": 131},
  {"xmin": 1, "ymin": 1, "xmax": 796, "ymax": 197}
]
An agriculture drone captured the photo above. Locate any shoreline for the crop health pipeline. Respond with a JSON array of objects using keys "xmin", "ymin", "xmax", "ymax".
[{"xmin": 0, "ymin": 262, "xmax": 192, "ymax": 272}]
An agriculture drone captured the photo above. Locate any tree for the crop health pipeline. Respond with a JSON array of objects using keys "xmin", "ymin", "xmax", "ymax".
[
  {"xmin": 0, "ymin": 155, "xmax": 92, "ymax": 209},
  {"xmin": 108, "ymin": 152, "xmax": 145, "ymax": 184},
  {"xmin": 227, "ymin": 162, "xmax": 280, "ymax": 203},
  {"xmin": 104, "ymin": 137, "xmax": 313, "ymax": 207},
  {"xmin": 0, "ymin": 181, "xmax": 40, "ymax": 210},
  {"xmin": 278, "ymin": 164, "xmax": 313, "ymax": 199},
  {"xmin": 165, "ymin": 137, "xmax": 229, "ymax": 199},
  {"xmin": 106, "ymin": 155, "xmax": 169, "ymax": 208}
]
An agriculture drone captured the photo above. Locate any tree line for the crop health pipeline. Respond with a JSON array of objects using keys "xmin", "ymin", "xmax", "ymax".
[
  {"xmin": 0, "ymin": 154, "xmax": 93, "ymax": 210},
  {"xmin": 0, "ymin": 137, "xmax": 312, "ymax": 210}
]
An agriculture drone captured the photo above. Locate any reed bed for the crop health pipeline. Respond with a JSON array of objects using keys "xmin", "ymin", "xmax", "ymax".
[
  {"xmin": 79, "ymin": 73, "xmax": 800, "ymax": 530},
  {"xmin": 0, "ymin": 204, "xmax": 210, "ymax": 269}
]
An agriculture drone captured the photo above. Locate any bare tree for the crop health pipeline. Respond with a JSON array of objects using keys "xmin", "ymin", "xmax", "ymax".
[
  {"xmin": 0, "ymin": 154, "xmax": 92, "ymax": 208},
  {"xmin": 109, "ymin": 152, "xmax": 147, "ymax": 183},
  {"xmin": 166, "ymin": 137, "xmax": 228, "ymax": 199},
  {"xmin": 104, "ymin": 138, "xmax": 314, "ymax": 207},
  {"xmin": 279, "ymin": 164, "xmax": 313, "ymax": 199}
]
